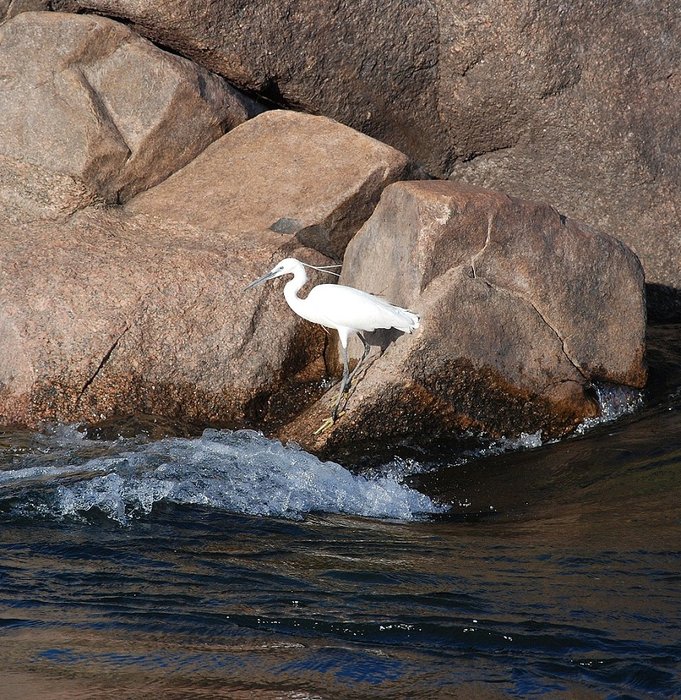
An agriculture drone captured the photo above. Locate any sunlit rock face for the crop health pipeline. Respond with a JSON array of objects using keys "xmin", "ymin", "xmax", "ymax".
[
  {"xmin": 280, "ymin": 181, "xmax": 646, "ymax": 456},
  {"xmin": 49, "ymin": 0, "xmax": 681, "ymax": 297},
  {"xmin": 0, "ymin": 11, "xmax": 261, "ymax": 221},
  {"xmin": 126, "ymin": 109, "xmax": 422, "ymax": 260}
]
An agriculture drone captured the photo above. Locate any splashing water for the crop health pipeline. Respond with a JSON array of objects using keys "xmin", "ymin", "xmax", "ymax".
[
  {"xmin": 0, "ymin": 429, "xmax": 445, "ymax": 524},
  {"xmin": 489, "ymin": 382, "xmax": 642, "ymax": 450},
  {"xmin": 575, "ymin": 382, "xmax": 644, "ymax": 434},
  {"xmin": 0, "ymin": 381, "xmax": 643, "ymax": 526}
]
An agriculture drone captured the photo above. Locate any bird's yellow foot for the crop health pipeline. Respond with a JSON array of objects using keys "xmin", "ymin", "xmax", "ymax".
[
  {"xmin": 313, "ymin": 412, "xmax": 345, "ymax": 435},
  {"xmin": 313, "ymin": 417, "xmax": 334, "ymax": 435}
]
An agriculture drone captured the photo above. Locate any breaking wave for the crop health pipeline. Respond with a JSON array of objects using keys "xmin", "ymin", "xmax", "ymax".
[{"xmin": 0, "ymin": 428, "xmax": 445, "ymax": 524}]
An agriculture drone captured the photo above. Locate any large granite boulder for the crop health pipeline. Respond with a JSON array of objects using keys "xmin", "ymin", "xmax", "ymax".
[
  {"xmin": 279, "ymin": 181, "xmax": 647, "ymax": 456},
  {"xmin": 0, "ymin": 209, "xmax": 330, "ymax": 428},
  {"xmin": 0, "ymin": 111, "xmax": 418, "ymax": 429},
  {"xmin": 50, "ymin": 0, "xmax": 680, "ymax": 295},
  {"xmin": 0, "ymin": 11, "xmax": 261, "ymax": 222},
  {"xmin": 127, "ymin": 110, "xmax": 421, "ymax": 259}
]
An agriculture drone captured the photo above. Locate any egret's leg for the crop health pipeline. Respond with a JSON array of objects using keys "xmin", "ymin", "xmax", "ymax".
[
  {"xmin": 348, "ymin": 334, "xmax": 371, "ymax": 388},
  {"xmin": 332, "ymin": 342, "xmax": 351, "ymax": 421}
]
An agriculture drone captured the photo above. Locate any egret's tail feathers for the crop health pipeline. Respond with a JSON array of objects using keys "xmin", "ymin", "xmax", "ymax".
[{"xmin": 395, "ymin": 308, "xmax": 420, "ymax": 334}]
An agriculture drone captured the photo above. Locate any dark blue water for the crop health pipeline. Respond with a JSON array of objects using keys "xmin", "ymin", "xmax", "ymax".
[{"xmin": 1, "ymin": 326, "xmax": 680, "ymax": 699}]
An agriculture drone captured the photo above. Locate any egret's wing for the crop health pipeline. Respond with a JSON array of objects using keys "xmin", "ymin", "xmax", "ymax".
[{"xmin": 306, "ymin": 284, "xmax": 419, "ymax": 333}]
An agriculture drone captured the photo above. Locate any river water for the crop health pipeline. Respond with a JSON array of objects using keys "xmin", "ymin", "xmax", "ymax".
[{"xmin": 1, "ymin": 325, "xmax": 680, "ymax": 699}]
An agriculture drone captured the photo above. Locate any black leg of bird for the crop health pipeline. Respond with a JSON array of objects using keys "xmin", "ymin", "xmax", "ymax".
[
  {"xmin": 332, "ymin": 343, "xmax": 351, "ymax": 420},
  {"xmin": 348, "ymin": 334, "xmax": 371, "ymax": 389}
]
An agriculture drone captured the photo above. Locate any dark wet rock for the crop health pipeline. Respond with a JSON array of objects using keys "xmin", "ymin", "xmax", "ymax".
[
  {"xmin": 51, "ymin": 0, "xmax": 680, "ymax": 294},
  {"xmin": 127, "ymin": 109, "xmax": 421, "ymax": 260},
  {"xmin": 0, "ymin": 11, "xmax": 261, "ymax": 222},
  {"xmin": 645, "ymin": 284, "xmax": 681, "ymax": 325},
  {"xmin": 82, "ymin": 413, "xmax": 206, "ymax": 441},
  {"xmin": 279, "ymin": 181, "xmax": 647, "ymax": 456}
]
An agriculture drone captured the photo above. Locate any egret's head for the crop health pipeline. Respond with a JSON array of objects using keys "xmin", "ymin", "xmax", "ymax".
[{"xmin": 245, "ymin": 257, "xmax": 302, "ymax": 290}]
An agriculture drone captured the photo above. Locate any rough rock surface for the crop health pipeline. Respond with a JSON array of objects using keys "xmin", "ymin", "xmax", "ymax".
[
  {"xmin": 279, "ymin": 181, "xmax": 647, "ymax": 456},
  {"xmin": 51, "ymin": 0, "xmax": 680, "ymax": 292},
  {"xmin": 127, "ymin": 110, "xmax": 421, "ymax": 260},
  {"xmin": 0, "ymin": 111, "xmax": 418, "ymax": 430},
  {"xmin": 0, "ymin": 11, "xmax": 261, "ymax": 222},
  {"xmin": 0, "ymin": 0, "xmax": 48, "ymax": 24},
  {"xmin": 0, "ymin": 209, "xmax": 332, "ymax": 429}
]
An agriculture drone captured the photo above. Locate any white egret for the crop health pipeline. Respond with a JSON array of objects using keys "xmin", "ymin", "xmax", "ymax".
[{"xmin": 246, "ymin": 257, "xmax": 420, "ymax": 424}]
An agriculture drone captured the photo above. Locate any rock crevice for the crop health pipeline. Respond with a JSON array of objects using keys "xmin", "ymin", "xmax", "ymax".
[{"xmin": 77, "ymin": 325, "xmax": 129, "ymax": 402}]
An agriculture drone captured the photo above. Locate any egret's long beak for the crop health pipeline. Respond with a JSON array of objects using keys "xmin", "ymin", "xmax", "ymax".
[{"xmin": 244, "ymin": 270, "xmax": 277, "ymax": 291}]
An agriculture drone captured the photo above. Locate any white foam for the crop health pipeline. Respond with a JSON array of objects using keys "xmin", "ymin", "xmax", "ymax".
[
  {"xmin": 575, "ymin": 382, "xmax": 643, "ymax": 434},
  {"xmin": 2, "ymin": 429, "xmax": 445, "ymax": 524}
]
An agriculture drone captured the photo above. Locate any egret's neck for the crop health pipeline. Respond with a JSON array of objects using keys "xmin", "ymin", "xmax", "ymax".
[{"xmin": 283, "ymin": 264, "xmax": 308, "ymax": 314}]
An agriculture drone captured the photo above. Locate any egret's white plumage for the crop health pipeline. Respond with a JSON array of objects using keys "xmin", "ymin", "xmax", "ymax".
[{"xmin": 246, "ymin": 257, "xmax": 419, "ymax": 422}]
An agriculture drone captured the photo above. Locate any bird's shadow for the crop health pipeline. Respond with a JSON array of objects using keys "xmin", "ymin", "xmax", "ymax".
[
  {"xmin": 345, "ymin": 327, "xmax": 406, "ymax": 384},
  {"xmin": 365, "ymin": 327, "xmax": 405, "ymax": 352},
  {"xmin": 344, "ymin": 327, "xmax": 404, "ymax": 369}
]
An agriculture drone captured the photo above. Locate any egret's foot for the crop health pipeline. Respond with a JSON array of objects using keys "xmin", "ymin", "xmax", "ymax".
[
  {"xmin": 314, "ymin": 415, "xmax": 340, "ymax": 435},
  {"xmin": 331, "ymin": 399, "xmax": 348, "ymax": 423}
]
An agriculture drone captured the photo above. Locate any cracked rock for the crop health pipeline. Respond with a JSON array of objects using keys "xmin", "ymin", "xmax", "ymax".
[
  {"xmin": 0, "ymin": 11, "xmax": 261, "ymax": 222},
  {"xmin": 279, "ymin": 180, "xmax": 646, "ymax": 455}
]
